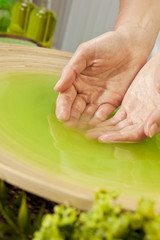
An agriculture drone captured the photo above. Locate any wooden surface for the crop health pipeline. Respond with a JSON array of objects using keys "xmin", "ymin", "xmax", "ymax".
[
  {"xmin": 0, "ymin": 43, "xmax": 72, "ymax": 73},
  {"xmin": 0, "ymin": 43, "xmax": 95, "ymax": 210},
  {"xmin": 0, "ymin": 43, "xmax": 160, "ymax": 212}
]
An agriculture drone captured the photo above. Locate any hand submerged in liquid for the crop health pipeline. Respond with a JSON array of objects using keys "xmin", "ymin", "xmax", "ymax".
[
  {"xmin": 55, "ymin": 30, "xmax": 147, "ymax": 129},
  {"xmin": 87, "ymin": 53, "xmax": 160, "ymax": 142}
]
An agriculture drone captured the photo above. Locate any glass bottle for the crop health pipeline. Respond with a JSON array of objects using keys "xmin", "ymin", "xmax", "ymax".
[
  {"xmin": 8, "ymin": 0, "xmax": 35, "ymax": 36},
  {"xmin": 0, "ymin": 0, "xmax": 11, "ymax": 33},
  {"xmin": 26, "ymin": 0, "xmax": 57, "ymax": 48}
]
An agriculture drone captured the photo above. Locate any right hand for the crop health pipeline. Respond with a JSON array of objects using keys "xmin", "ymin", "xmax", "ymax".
[{"xmin": 87, "ymin": 53, "xmax": 160, "ymax": 142}]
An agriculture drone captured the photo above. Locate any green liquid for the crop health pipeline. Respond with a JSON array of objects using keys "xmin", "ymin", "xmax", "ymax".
[{"xmin": 0, "ymin": 72, "xmax": 160, "ymax": 202}]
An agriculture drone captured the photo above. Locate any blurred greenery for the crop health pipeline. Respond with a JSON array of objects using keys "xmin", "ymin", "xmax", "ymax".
[
  {"xmin": 1, "ymin": 180, "xmax": 160, "ymax": 240},
  {"xmin": 33, "ymin": 190, "xmax": 160, "ymax": 240},
  {"xmin": 0, "ymin": 180, "xmax": 45, "ymax": 240},
  {"xmin": 0, "ymin": 0, "xmax": 17, "ymax": 9},
  {"xmin": 0, "ymin": 0, "xmax": 13, "ymax": 32}
]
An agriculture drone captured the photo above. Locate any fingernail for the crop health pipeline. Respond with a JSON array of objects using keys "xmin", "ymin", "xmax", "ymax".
[
  {"xmin": 148, "ymin": 123, "xmax": 158, "ymax": 138},
  {"xmin": 99, "ymin": 133, "xmax": 114, "ymax": 142},
  {"xmin": 54, "ymin": 79, "xmax": 62, "ymax": 90},
  {"xmin": 57, "ymin": 111, "xmax": 64, "ymax": 120},
  {"xmin": 57, "ymin": 110, "xmax": 69, "ymax": 121},
  {"xmin": 98, "ymin": 136, "xmax": 106, "ymax": 142},
  {"xmin": 56, "ymin": 114, "xmax": 62, "ymax": 120}
]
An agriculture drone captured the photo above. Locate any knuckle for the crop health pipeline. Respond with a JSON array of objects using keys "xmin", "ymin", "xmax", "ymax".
[
  {"xmin": 86, "ymin": 108, "xmax": 94, "ymax": 115},
  {"xmin": 77, "ymin": 43, "xmax": 88, "ymax": 55},
  {"xmin": 85, "ymin": 104, "xmax": 97, "ymax": 115},
  {"xmin": 62, "ymin": 65, "xmax": 69, "ymax": 75},
  {"xmin": 64, "ymin": 95, "xmax": 71, "ymax": 103},
  {"xmin": 96, "ymin": 110, "xmax": 106, "ymax": 119},
  {"xmin": 70, "ymin": 110, "xmax": 79, "ymax": 120},
  {"xmin": 74, "ymin": 104, "xmax": 81, "ymax": 113},
  {"xmin": 70, "ymin": 115, "xmax": 77, "ymax": 121}
]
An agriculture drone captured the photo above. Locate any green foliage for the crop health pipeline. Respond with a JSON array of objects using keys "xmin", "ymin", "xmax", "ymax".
[
  {"xmin": 0, "ymin": 180, "xmax": 8, "ymax": 201},
  {"xmin": 1, "ymin": 180, "xmax": 160, "ymax": 240},
  {"xmin": 0, "ymin": 180, "xmax": 45, "ymax": 240},
  {"xmin": 33, "ymin": 190, "xmax": 160, "ymax": 240}
]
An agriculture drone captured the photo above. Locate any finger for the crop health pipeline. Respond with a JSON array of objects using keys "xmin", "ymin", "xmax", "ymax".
[
  {"xmin": 144, "ymin": 106, "xmax": 160, "ymax": 138},
  {"xmin": 87, "ymin": 124, "xmax": 120, "ymax": 139},
  {"xmin": 54, "ymin": 44, "xmax": 89, "ymax": 92},
  {"xmin": 55, "ymin": 85, "xmax": 77, "ymax": 121},
  {"xmin": 99, "ymin": 123, "xmax": 146, "ymax": 143},
  {"xmin": 78, "ymin": 104, "xmax": 98, "ymax": 129},
  {"xmin": 66, "ymin": 95, "xmax": 86, "ymax": 126},
  {"xmin": 89, "ymin": 104, "xmax": 115, "ymax": 126},
  {"xmin": 87, "ymin": 118, "xmax": 131, "ymax": 139},
  {"xmin": 117, "ymin": 119, "xmax": 133, "ymax": 129},
  {"xmin": 95, "ymin": 107, "xmax": 126, "ymax": 128}
]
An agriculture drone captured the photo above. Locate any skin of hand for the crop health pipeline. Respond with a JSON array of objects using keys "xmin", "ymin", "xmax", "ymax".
[
  {"xmin": 87, "ymin": 53, "xmax": 160, "ymax": 142},
  {"xmin": 55, "ymin": 0, "xmax": 160, "ymax": 129},
  {"xmin": 55, "ymin": 30, "xmax": 148, "ymax": 128}
]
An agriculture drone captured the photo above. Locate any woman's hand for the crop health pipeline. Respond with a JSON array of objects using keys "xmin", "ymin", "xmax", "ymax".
[
  {"xmin": 55, "ymin": 0, "xmax": 160, "ymax": 130},
  {"xmin": 55, "ymin": 29, "xmax": 148, "ymax": 128},
  {"xmin": 87, "ymin": 53, "xmax": 160, "ymax": 142}
]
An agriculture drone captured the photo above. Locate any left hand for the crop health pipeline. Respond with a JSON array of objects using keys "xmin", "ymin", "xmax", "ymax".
[
  {"xmin": 55, "ymin": 30, "xmax": 148, "ymax": 129},
  {"xmin": 87, "ymin": 53, "xmax": 160, "ymax": 142}
]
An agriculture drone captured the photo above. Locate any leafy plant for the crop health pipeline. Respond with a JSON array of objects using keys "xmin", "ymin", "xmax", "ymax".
[
  {"xmin": 1, "ymin": 180, "xmax": 160, "ymax": 240},
  {"xmin": 0, "ymin": 180, "xmax": 45, "ymax": 240},
  {"xmin": 33, "ymin": 190, "xmax": 160, "ymax": 240}
]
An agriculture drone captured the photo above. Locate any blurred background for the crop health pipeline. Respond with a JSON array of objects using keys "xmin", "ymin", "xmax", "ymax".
[
  {"xmin": 0, "ymin": 0, "xmax": 159, "ymax": 54},
  {"xmin": 0, "ymin": 0, "xmax": 119, "ymax": 51},
  {"xmin": 49, "ymin": 0, "xmax": 119, "ymax": 52}
]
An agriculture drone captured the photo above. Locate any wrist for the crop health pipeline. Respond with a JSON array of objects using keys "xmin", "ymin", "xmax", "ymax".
[
  {"xmin": 114, "ymin": 23, "xmax": 156, "ymax": 58},
  {"xmin": 114, "ymin": 0, "xmax": 160, "ymax": 57}
]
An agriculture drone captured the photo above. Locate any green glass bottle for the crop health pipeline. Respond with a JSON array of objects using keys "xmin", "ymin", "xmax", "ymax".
[
  {"xmin": 26, "ymin": 3, "xmax": 57, "ymax": 48},
  {"xmin": 8, "ymin": 0, "xmax": 35, "ymax": 36},
  {"xmin": 0, "ymin": 0, "xmax": 11, "ymax": 33}
]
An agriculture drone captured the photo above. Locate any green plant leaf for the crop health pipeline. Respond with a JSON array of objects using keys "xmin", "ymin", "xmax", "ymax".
[
  {"xmin": 17, "ymin": 193, "xmax": 28, "ymax": 230},
  {"xmin": 33, "ymin": 203, "xmax": 45, "ymax": 231},
  {"xmin": 0, "ymin": 222, "xmax": 12, "ymax": 236},
  {"xmin": 0, "ymin": 180, "xmax": 8, "ymax": 202},
  {"xmin": 0, "ymin": 202, "xmax": 17, "ymax": 229}
]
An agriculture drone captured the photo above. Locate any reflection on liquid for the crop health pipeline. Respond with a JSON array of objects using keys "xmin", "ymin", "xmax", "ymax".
[
  {"xmin": 48, "ymin": 114, "xmax": 160, "ymax": 197},
  {"xmin": 0, "ymin": 72, "xmax": 160, "ymax": 202}
]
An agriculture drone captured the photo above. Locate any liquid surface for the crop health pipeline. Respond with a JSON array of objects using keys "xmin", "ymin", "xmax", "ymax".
[{"xmin": 0, "ymin": 72, "xmax": 160, "ymax": 202}]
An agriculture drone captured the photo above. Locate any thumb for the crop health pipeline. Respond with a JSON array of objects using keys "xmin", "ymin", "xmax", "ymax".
[
  {"xmin": 54, "ymin": 44, "xmax": 88, "ymax": 92},
  {"xmin": 144, "ymin": 107, "xmax": 160, "ymax": 138}
]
